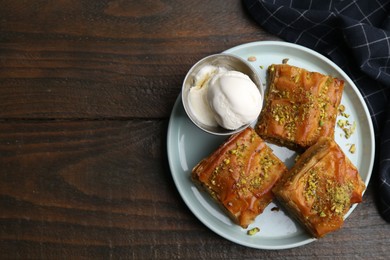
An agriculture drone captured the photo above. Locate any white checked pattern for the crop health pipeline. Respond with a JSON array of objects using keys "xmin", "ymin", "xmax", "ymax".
[{"xmin": 244, "ymin": 0, "xmax": 390, "ymax": 222}]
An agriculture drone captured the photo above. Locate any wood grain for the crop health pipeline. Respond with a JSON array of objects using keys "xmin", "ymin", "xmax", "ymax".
[
  {"xmin": 0, "ymin": 120, "xmax": 388, "ymax": 259},
  {"xmin": 0, "ymin": 0, "xmax": 388, "ymax": 259},
  {"xmin": 0, "ymin": 0, "xmax": 277, "ymax": 119}
]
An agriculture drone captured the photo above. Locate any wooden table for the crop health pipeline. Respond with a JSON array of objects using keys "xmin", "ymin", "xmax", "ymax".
[{"xmin": 0, "ymin": 1, "xmax": 388, "ymax": 259}]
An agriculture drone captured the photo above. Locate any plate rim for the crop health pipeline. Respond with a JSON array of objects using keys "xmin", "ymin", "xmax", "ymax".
[{"xmin": 167, "ymin": 41, "xmax": 375, "ymax": 250}]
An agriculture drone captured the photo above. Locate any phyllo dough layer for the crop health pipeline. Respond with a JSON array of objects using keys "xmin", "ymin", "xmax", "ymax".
[
  {"xmin": 192, "ymin": 127, "xmax": 287, "ymax": 228},
  {"xmin": 257, "ymin": 64, "xmax": 344, "ymax": 151},
  {"xmin": 272, "ymin": 137, "xmax": 365, "ymax": 238}
]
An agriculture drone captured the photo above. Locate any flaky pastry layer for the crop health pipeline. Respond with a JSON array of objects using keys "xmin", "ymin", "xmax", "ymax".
[
  {"xmin": 273, "ymin": 137, "xmax": 365, "ymax": 238},
  {"xmin": 192, "ymin": 127, "xmax": 287, "ymax": 228},
  {"xmin": 257, "ymin": 64, "xmax": 344, "ymax": 151}
]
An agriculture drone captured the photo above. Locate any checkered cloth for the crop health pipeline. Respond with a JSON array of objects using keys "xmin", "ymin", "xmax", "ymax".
[{"xmin": 243, "ymin": 0, "xmax": 390, "ymax": 222}]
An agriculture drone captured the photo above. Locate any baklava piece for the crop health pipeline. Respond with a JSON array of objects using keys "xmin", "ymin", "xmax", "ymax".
[
  {"xmin": 192, "ymin": 127, "xmax": 287, "ymax": 228},
  {"xmin": 256, "ymin": 64, "xmax": 344, "ymax": 151},
  {"xmin": 272, "ymin": 137, "xmax": 365, "ymax": 238}
]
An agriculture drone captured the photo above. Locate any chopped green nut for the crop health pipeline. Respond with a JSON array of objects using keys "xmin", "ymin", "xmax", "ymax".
[
  {"xmin": 349, "ymin": 144, "xmax": 356, "ymax": 154},
  {"xmin": 247, "ymin": 227, "xmax": 260, "ymax": 236}
]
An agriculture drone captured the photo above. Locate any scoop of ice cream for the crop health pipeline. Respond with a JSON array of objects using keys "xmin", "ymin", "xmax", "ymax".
[
  {"xmin": 188, "ymin": 65, "xmax": 228, "ymax": 127},
  {"xmin": 207, "ymin": 70, "xmax": 262, "ymax": 130}
]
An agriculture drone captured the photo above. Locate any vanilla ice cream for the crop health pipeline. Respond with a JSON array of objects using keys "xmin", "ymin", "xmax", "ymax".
[
  {"xmin": 188, "ymin": 65, "xmax": 228, "ymax": 127},
  {"xmin": 207, "ymin": 70, "xmax": 262, "ymax": 130},
  {"xmin": 187, "ymin": 64, "xmax": 262, "ymax": 131}
]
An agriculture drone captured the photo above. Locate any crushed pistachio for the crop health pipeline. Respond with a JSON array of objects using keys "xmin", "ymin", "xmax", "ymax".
[
  {"xmin": 337, "ymin": 105, "xmax": 356, "ymax": 139},
  {"xmin": 306, "ymin": 71, "xmax": 312, "ymax": 80},
  {"xmin": 304, "ymin": 169, "xmax": 318, "ymax": 201},
  {"xmin": 305, "ymin": 177, "xmax": 354, "ymax": 218},
  {"xmin": 338, "ymin": 104, "xmax": 345, "ymax": 114},
  {"xmin": 248, "ymin": 154, "xmax": 275, "ymax": 190},
  {"xmin": 250, "ymin": 133, "xmax": 256, "ymax": 143},
  {"xmin": 315, "ymin": 79, "xmax": 331, "ymax": 132},
  {"xmin": 270, "ymin": 103, "xmax": 298, "ymax": 137},
  {"xmin": 337, "ymin": 119, "xmax": 347, "ymax": 127},
  {"xmin": 247, "ymin": 227, "xmax": 260, "ymax": 236},
  {"xmin": 338, "ymin": 104, "xmax": 350, "ymax": 117},
  {"xmin": 337, "ymin": 119, "xmax": 356, "ymax": 139},
  {"xmin": 332, "ymin": 194, "xmax": 346, "ymax": 213},
  {"xmin": 209, "ymin": 165, "xmax": 221, "ymax": 186},
  {"xmin": 229, "ymin": 149, "xmax": 237, "ymax": 155},
  {"xmin": 327, "ymin": 181, "xmax": 351, "ymax": 216},
  {"xmin": 299, "ymin": 90, "xmax": 316, "ymax": 121},
  {"xmin": 325, "ymin": 76, "xmax": 333, "ymax": 87},
  {"xmin": 349, "ymin": 144, "xmax": 356, "ymax": 154},
  {"xmin": 341, "ymin": 112, "xmax": 350, "ymax": 118}
]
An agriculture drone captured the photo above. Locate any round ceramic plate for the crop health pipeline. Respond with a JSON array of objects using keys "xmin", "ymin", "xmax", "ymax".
[{"xmin": 167, "ymin": 41, "xmax": 375, "ymax": 249}]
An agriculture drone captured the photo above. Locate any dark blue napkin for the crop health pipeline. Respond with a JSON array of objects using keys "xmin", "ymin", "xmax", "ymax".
[{"xmin": 243, "ymin": 0, "xmax": 390, "ymax": 222}]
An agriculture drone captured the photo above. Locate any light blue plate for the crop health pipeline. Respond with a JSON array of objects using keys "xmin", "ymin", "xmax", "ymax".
[{"xmin": 167, "ymin": 41, "xmax": 375, "ymax": 249}]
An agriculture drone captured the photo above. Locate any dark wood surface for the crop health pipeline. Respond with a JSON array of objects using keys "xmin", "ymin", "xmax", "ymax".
[{"xmin": 0, "ymin": 1, "xmax": 388, "ymax": 259}]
